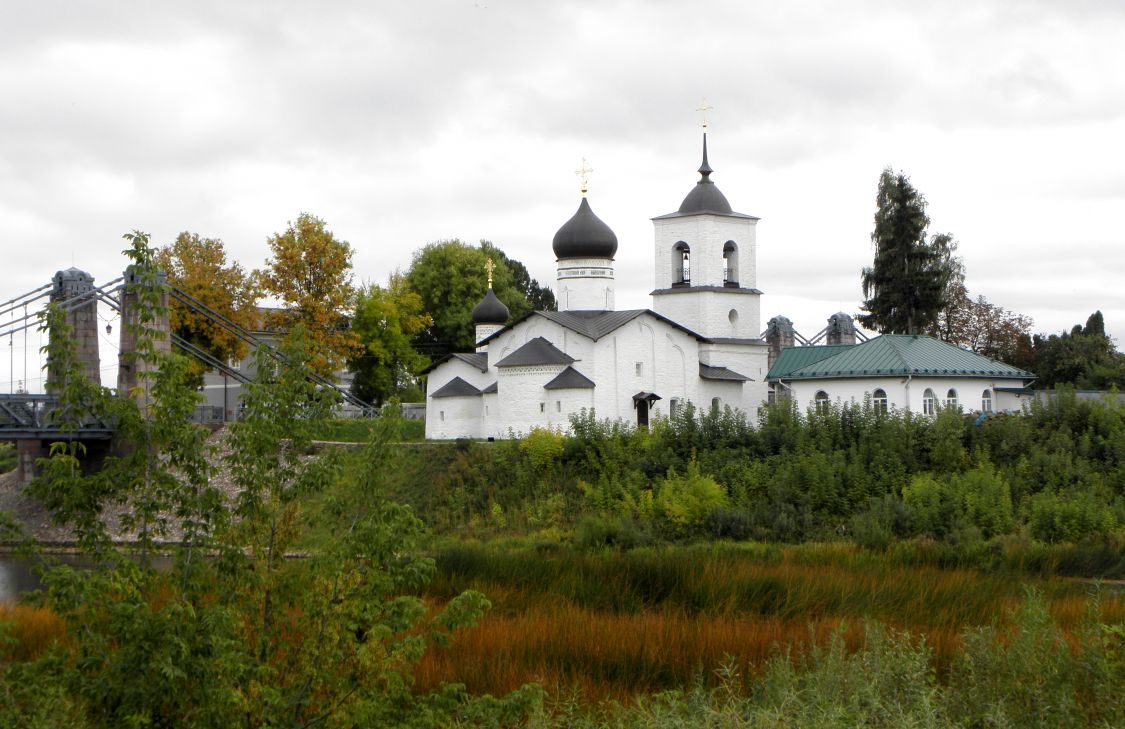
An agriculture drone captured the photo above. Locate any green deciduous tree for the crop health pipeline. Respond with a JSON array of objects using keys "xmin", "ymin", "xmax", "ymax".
[
  {"xmin": 860, "ymin": 169, "xmax": 960, "ymax": 334},
  {"xmin": 406, "ymin": 240, "xmax": 537, "ymax": 358},
  {"xmin": 349, "ymin": 273, "xmax": 433, "ymax": 405},
  {"xmin": 4, "ymin": 238, "xmax": 538, "ymax": 726},
  {"xmin": 928, "ymin": 280, "xmax": 1035, "ymax": 364},
  {"xmin": 1030, "ymin": 311, "xmax": 1125, "ymax": 388},
  {"xmin": 264, "ymin": 213, "xmax": 362, "ymax": 378}
]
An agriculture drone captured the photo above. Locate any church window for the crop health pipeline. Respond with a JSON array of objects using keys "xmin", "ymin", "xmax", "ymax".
[
  {"xmin": 711, "ymin": 397, "xmax": 721, "ymax": 413},
  {"xmin": 945, "ymin": 389, "xmax": 958, "ymax": 410},
  {"xmin": 670, "ymin": 398, "xmax": 681, "ymax": 417},
  {"xmin": 728, "ymin": 308, "xmax": 739, "ymax": 325},
  {"xmin": 635, "ymin": 362, "xmax": 643, "ymax": 377},
  {"xmin": 539, "ymin": 402, "xmax": 545, "ymax": 413},
  {"xmin": 440, "ymin": 411, "xmax": 445, "ymax": 422},
  {"xmin": 556, "ymin": 400, "xmax": 562, "ymax": 413},
  {"xmin": 673, "ymin": 242, "xmax": 690, "ymax": 285},
  {"xmin": 923, "ymin": 388, "xmax": 937, "ymax": 416},
  {"xmin": 872, "ymin": 388, "xmax": 888, "ymax": 414},
  {"xmin": 723, "ymin": 241, "xmax": 739, "ymax": 285},
  {"xmin": 981, "ymin": 389, "xmax": 993, "ymax": 413},
  {"xmin": 814, "ymin": 390, "xmax": 830, "ymax": 414}
]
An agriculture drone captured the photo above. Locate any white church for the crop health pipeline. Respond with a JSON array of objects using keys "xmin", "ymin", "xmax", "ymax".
[{"xmin": 423, "ymin": 132, "xmax": 1035, "ymax": 439}]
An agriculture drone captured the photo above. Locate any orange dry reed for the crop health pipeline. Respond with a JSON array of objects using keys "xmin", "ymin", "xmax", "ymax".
[{"xmin": 0, "ymin": 602, "xmax": 68, "ymax": 662}]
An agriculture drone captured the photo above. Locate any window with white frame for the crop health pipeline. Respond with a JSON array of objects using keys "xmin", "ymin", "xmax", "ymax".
[
  {"xmin": 945, "ymin": 388, "xmax": 958, "ymax": 409},
  {"xmin": 981, "ymin": 389, "xmax": 993, "ymax": 413},
  {"xmin": 872, "ymin": 388, "xmax": 888, "ymax": 414},
  {"xmin": 923, "ymin": 388, "xmax": 937, "ymax": 416}
]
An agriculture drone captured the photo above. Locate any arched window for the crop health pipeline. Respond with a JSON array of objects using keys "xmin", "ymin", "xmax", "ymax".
[
  {"xmin": 945, "ymin": 388, "xmax": 958, "ymax": 410},
  {"xmin": 814, "ymin": 390, "xmax": 829, "ymax": 414},
  {"xmin": 723, "ymin": 241, "xmax": 739, "ymax": 286},
  {"xmin": 981, "ymin": 389, "xmax": 993, "ymax": 413},
  {"xmin": 673, "ymin": 242, "xmax": 690, "ymax": 285},
  {"xmin": 922, "ymin": 388, "xmax": 937, "ymax": 416},
  {"xmin": 872, "ymin": 388, "xmax": 888, "ymax": 415},
  {"xmin": 711, "ymin": 397, "xmax": 721, "ymax": 413}
]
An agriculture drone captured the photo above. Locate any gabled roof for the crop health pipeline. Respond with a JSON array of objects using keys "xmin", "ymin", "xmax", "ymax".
[
  {"xmin": 481, "ymin": 381, "xmax": 498, "ymax": 394},
  {"xmin": 699, "ymin": 363, "xmax": 750, "ymax": 382},
  {"xmin": 544, "ymin": 366, "xmax": 596, "ymax": 390},
  {"xmin": 767, "ymin": 344, "xmax": 856, "ymax": 379},
  {"xmin": 768, "ymin": 335, "xmax": 1034, "ymax": 382},
  {"xmin": 494, "ymin": 337, "xmax": 576, "ymax": 367},
  {"xmin": 479, "ymin": 309, "xmax": 712, "ymax": 347},
  {"xmin": 430, "ymin": 376, "xmax": 482, "ymax": 398},
  {"xmin": 420, "ymin": 351, "xmax": 487, "ymax": 375}
]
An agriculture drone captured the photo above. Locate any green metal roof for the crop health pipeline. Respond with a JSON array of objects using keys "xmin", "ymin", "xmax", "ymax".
[
  {"xmin": 766, "ymin": 344, "xmax": 855, "ymax": 379},
  {"xmin": 768, "ymin": 335, "xmax": 1034, "ymax": 381}
]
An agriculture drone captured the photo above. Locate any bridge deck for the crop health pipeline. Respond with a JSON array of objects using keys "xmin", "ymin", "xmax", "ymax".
[{"xmin": 0, "ymin": 394, "xmax": 114, "ymax": 440}]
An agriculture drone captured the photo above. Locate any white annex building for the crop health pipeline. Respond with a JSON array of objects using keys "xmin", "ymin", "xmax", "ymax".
[
  {"xmin": 425, "ymin": 133, "xmax": 771, "ymax": 439},
  {"xmin": 423, "ymin": 133, "xmax": 1036, "ymax": 439}
]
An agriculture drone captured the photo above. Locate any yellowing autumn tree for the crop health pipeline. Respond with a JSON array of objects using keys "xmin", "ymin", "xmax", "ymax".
[
  {"xmin": 156, "ymin": 232, "xmax": 261, "ymax": 377},
  {"xmin": 263, "ymin": 213, "xmax": 361, "ymax": 377}
]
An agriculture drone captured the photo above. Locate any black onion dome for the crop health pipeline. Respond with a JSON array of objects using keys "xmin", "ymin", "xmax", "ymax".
[
  {"xmin": 552, "ymin": 197, "xmax": 618, "ymax": 259},
  {"xmin": 678, "ymin": 134, "xmax": 733, "ymax": 215},
  {"xmin": 471, "ymin": 287, "xmax": 509, "ymax": 325}
]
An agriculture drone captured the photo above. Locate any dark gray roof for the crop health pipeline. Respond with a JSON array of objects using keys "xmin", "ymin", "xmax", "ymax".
[
  {"xmin": 699, "ymin": 363, "xmax": 751, "ymax": 382},
  {"xmin": 544, "ymin": 366, "xmax": 596, "ymax": 389},
  {"xmin": 552, "ymin": 197, "xmax": 618, "ymax": 260},
  {"xmin": 479, "ymin": 309, "xmax": 711, "ymax": 347},
  {"xmin": 471, "ymin": 288, "xmax": 509, "ymax": 325},
  {"xmin": 652, "ymin": 285, "xmax": 764, "ymax": 296},
  {"xmin": 430, "ymin": 376, "xmax": 482, "ymax": 398},
  {"xmin": 420, "ymin": 351, "xmax": 487, "ymax": 375},
  {"xmin": 494, "ymin": 337, "xmax": 576, "ymax": 367},
  {"xmin": 481, "ymin": 381, "xmax": 498, "ymax": 394},
  {"xmin": 651, "ymin": 133, "xmax": 759, "ymax": 221}
]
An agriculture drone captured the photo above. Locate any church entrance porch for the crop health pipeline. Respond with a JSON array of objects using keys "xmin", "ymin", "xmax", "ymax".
[{"xmin": 633, "ymin": 392, "xmax": 661, "ymax": 427}]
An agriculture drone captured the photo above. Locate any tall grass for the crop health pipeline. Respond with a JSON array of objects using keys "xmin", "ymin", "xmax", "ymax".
[
  {"xmin": 0, "ymin": 603, "xmax": 67, "ymax": 661},
  {"xmin": 418, "ymin": 542, "xmax": 1125, "ymax": 702}
]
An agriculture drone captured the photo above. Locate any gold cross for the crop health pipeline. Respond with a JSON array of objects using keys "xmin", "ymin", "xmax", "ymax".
[
  {"xmin": 575, "ymin": 157, "xmax": 593, "ymax": 196},
  {"xmin": 696, "ymin": 99, "xmax": 713, "ymax": 130},
  {"xmin": 485, "ymin": 258, "xmax": 495, "ymax": 287}
]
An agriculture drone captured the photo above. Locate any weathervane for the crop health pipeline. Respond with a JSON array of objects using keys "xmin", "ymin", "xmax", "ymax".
[
  {"xmin": 485, "ymin": 258, "xmax": 495, "ymax": 288},
  {"xmin": 696, "ymin": 99, "xmax": 713, "ymax": 130},
  {"xmin": 575, "ymin": 157, "xmax": 593, "ymax": 197}
]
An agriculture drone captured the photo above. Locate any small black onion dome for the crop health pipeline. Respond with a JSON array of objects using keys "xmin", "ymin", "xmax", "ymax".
[
  {"xmin": 472, "ymin": 287, "xmax": 509, "ymax": 325},
  {"xmin": 678, "ymin": 134, "xmax": 733, "ymax": 215},
  {"xmin": 552, "ymin": 197, "xmax": 618, "ymax": 259}
]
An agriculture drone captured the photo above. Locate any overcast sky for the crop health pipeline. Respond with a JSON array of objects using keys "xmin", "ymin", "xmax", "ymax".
[{"xmin": 2, "ymin": 0, "xmax": 1123, "ymax": 391}]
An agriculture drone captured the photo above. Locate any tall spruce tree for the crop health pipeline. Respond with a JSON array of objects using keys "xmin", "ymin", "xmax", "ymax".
[{"xmin": 859, "ymin": 168, "xmax": 958, "ymax": 334}]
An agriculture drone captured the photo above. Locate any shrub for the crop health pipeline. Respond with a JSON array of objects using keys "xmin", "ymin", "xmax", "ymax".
[
  {"xmin": 574, "ymin": 514, "xmax": 655, "ymax": 550},
  {"xmin": 1026, "ymin": 489, "xmax": 1118, "ymax": 543},
  {"xmin": 655, "ymin": 462, "xmax": 728, "ymax": 535}
]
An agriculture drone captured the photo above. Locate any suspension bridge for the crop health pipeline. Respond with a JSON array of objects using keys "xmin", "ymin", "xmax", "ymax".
[{"xmin": 1, "ymin": 264, "xmax": 373, "ymax": 483}]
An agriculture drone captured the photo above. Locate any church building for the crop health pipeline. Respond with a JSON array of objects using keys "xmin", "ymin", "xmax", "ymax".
[{"xmin": 424, "ymin": 132, "xmax": 770, "ymax": 439}]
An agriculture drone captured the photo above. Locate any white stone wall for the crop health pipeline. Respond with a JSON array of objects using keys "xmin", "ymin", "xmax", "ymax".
[
  {"xmin": 652, "ymin": 288, "xmax": 762, "ymax": 341},
  {"xmin": 430, "ymin": 310, "xmax": 771, "ymax": 439},
  {"xmin": 783, "ymin": 376, "xmax": 1033, "ymax": 415},
  {"xmin": 424, "ymin": 358, "xmax": 493, "ymax": 439},
  {"xmin": 652, "ymin": 214, "xmax": 757, "ymax": 289},
  {"xmin": 427, "ymin": 395, "xmax": 483, "ymax": 439},
  {"xmin": 556, "ymin": 257, "xmax": 615, "ymax": 311},
  {"xmin": 475, "ymin": 323, "xmax": 504, "ymax": 351},
  {"xmin": 495, "ymin": 363, "xmax": 568, "ymax": 437}
]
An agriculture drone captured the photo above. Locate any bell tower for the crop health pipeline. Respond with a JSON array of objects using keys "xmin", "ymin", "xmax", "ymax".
[{"xmin": 651, "ymin": 127, "xmax": 761, "ymax": 340}]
